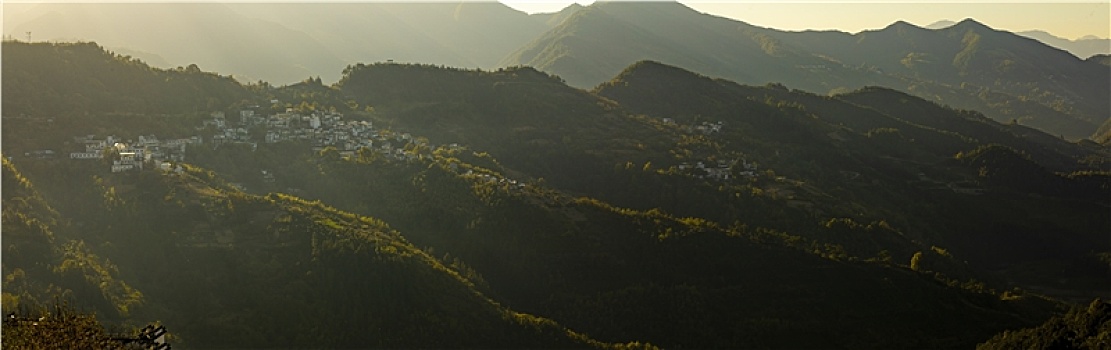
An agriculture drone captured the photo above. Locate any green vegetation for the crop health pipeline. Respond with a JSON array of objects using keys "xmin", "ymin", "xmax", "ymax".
[
  {"xmin": 2, "ymin": 156, "xmax": 144, "ymax": 320},
  {"xmin": 979, "ymin": 299, "xmax": 1111, "ymax": 349},
  {"xmin": 5, "ymin": 156, "xmax": 643, "ymax": 348},
  {"xmin": 184, "ymin": 137, "xmax": 1061, "ymax": 348},
  {"xmin": 2, "ymin": 304, "xmax": 130, "ymax": 349},
  {"xmin": 3, "ymin": 40, "xmax": 1107, "ymax": 348},
  {"xmin": 1, "ymin": 41, "xmax": 252, "ymax": 118}
]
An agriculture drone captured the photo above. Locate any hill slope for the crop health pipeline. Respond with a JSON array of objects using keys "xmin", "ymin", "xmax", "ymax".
[
  {"xmin": 1, "ymin": 41, "xmax": 253, "ymax": 117},
  {"xmin": 595, "ymin": 61, "xmax": 1110, "ymax": 299},
  {"xmin": 6, "ymin": 158, "xmax": 641, "ymax": 349},
  {"xmin": 185, "ymin": 135, "xmax": 1063, "ymax": 349},
  {"xmin": 503, "ymin": 2, "xmax": 1109, "ymax": 139}
]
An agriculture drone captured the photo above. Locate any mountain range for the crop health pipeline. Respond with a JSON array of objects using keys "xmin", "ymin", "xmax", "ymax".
[
  {"xmin": 504, "ymin": 2, "xmax": 1109, "ymax": 140},
  {"xmin": 1015, "ymin": 31, "xmax": 1110, "ymax": 60},
  {"xmin": 2, "ymin": 2, "xmax": 556, "ymax": 84},
  {"xmin": 4, "ymin": 1, "xmax": 1108, "ymax": 140},
  {"xmin": 3, "ymin": 40, "xmax": 1109, "ymax": 348},
  {"xmin": 927, "ymin": 19, "xmax": 1111, "ymax": 59}
]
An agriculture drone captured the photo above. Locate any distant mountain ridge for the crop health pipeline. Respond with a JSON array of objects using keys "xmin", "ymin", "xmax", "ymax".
[
  {"xmin": 4, "ymin": 2, "xmax": 554, "ymax": 84},
  {"xmin": 5, "ymin": 1, "xmax": 1106, "ymax": 139},
  {"xmin": 506, "ymin": 3, "xmax": 1109, "ymax": 140},
  {"xmin": 1016, "ymin": 30, "xmax": 1111, "ymax": 59},
  {"xmin": 927, "ymin": 20, "xmax": 1111, "ymax": 59},
  {"xmin": 925, "ymin": 20, "xmax": 959, "ymax": 30}
]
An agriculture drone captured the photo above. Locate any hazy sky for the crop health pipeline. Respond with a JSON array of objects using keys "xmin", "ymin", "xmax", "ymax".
[
  {"xmin": 4, "ymin": 1, "xmax": 1107, "ymax": 40},
  {"xmin": 500, "ymin": 1, "xmax": 1111, "ymax": 40}
]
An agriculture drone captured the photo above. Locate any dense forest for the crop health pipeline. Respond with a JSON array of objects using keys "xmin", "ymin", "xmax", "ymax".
[{"xmin": 2, "ymin": 41, "xmax": 1109, "ymax": 349}]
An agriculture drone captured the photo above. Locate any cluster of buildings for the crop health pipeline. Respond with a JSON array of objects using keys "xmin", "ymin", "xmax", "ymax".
[
  {"xmin": 54, "ymin": 107, "xmax": 438, "ymax": 175},
  {"xmin": 52, "ymin": 107, "xmax": 751, "ymax": 190},
  {"xmin": 69, "ymin": 134, "xmax": 199, "ymax": 173},
  {"xmin": 205, "ymin": 110, "xmax": 348, "ymax": 148},
  {"xmin": 677, "ymin": 159, "xmax": 759, "ymax": 181},
  {"xmin": 658, "ymin": 118, "xmax": 756, "ymax": 181},
  {"xmin": 204, "ymin": 110, "xmax": 428, "ymax": 162},
  {"xmin": 692, "ymin": 121, "xmax": 725, "ymax": 135},
  {"xmin": 661, "ymin": 118, "xmax": 725, "ymax": 135}
]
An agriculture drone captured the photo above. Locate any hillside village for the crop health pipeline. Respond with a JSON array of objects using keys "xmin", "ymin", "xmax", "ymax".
[
  {"xmin": 57, "ymin": 108, "xmax": 440, "ymax": 175},
  {"xmin": 40, "ymin": 106, "xmax": 984, "ymax": 251},
  {"xmin": 207, "ymin": 108, "xmax": 432, "ymax": 161},
  {"xmin": 41, "ymin": 107, "xmax": 763, "ymax": 185}
]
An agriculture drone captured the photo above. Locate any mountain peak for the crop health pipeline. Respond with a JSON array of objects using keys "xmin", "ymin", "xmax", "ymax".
[
  {"xmin": 590, "ymin": 0, "xmax": 695, "ymax": 13},
  {"xmin": 951, "ymin": 18, "xmax": 993, "ymax": 31},
  {"xmin": 609, "ymin": 60, "xmax": 703, "ymax": 82},
  {"xmin": 924, "ymin": 20, "xmax": 957, "ymax": 30},
  {"xmin": 1022, "ymin": 29, "xmax": 1053, "ymax": 37},
  {"xmin": 626, "ymin": 59, "xmax": 672, "ymax": 70},
  {"xmin": 885, "ymin": 20, "xmax": 917, "ymax": 29},
  {"xmin": 879, "ymin": 20, "xmax": 928, "ymax": 33}
]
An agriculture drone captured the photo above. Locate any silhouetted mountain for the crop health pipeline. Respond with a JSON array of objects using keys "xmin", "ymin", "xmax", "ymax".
[
  {"xmin": 4, "ymin": 3, "xmax": 348, "ymax": 84},
  {"xmin": 1017, "ymin": 30, "xmax": 1111, "ymax": 59},
  {"xmin": 925, "ymin": 20, "xmax": 958, "ymax": 29},
  {"xmin": 505, "ymin": 3, "xmax": 1109, "ymax": 139},
  {"xmin": 529, "ymin": 3, "xmax": 586, "ymax": 27},
  {"xmin": 4, "ymin": 2, "xmax": 551, "ymax": 84},
  {"xmin": 8, "ymin": 2, "xmax": 1106, "ymax": 139},
  {"xmin": 222, "ymin": 3, "xmax": 551, "ymax": 72},
  {"xmin": 764, "ymin": 18, "xmax": 1110, "ymax": 140},
  {"xmin": 930, "ymin": 21, "xmax": 1111, "ymax": 59},
  {"xmin": 502, "ymin": 1, "xmax": 875, "ymax": 93},
  {"xmin": 1089, "ymin": 54, "xmax": 1111, "ymax": 66}
]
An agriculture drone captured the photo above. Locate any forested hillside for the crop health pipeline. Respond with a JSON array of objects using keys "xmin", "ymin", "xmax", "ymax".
[
  {"xmin": 195, "ymin": 133, "xmax": 1093, "ymax": 348},
  {"xmin": 2, "ymin": 41, "xmax": 1107, "ymax": 349},
  {"xmin": 1, "ymin": 41, "xmax": 252, "ymax": 117},
  {"xmin": 2, "ymin": 157, "xmax": 143, "ymax": 318},
  {"xmin": 4, "ymin": 157, "xmax": 646, "ymax": 348},
  {"xmin": 503, "ymin": 2, "xmax": 1109, "ymax": 139}
]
